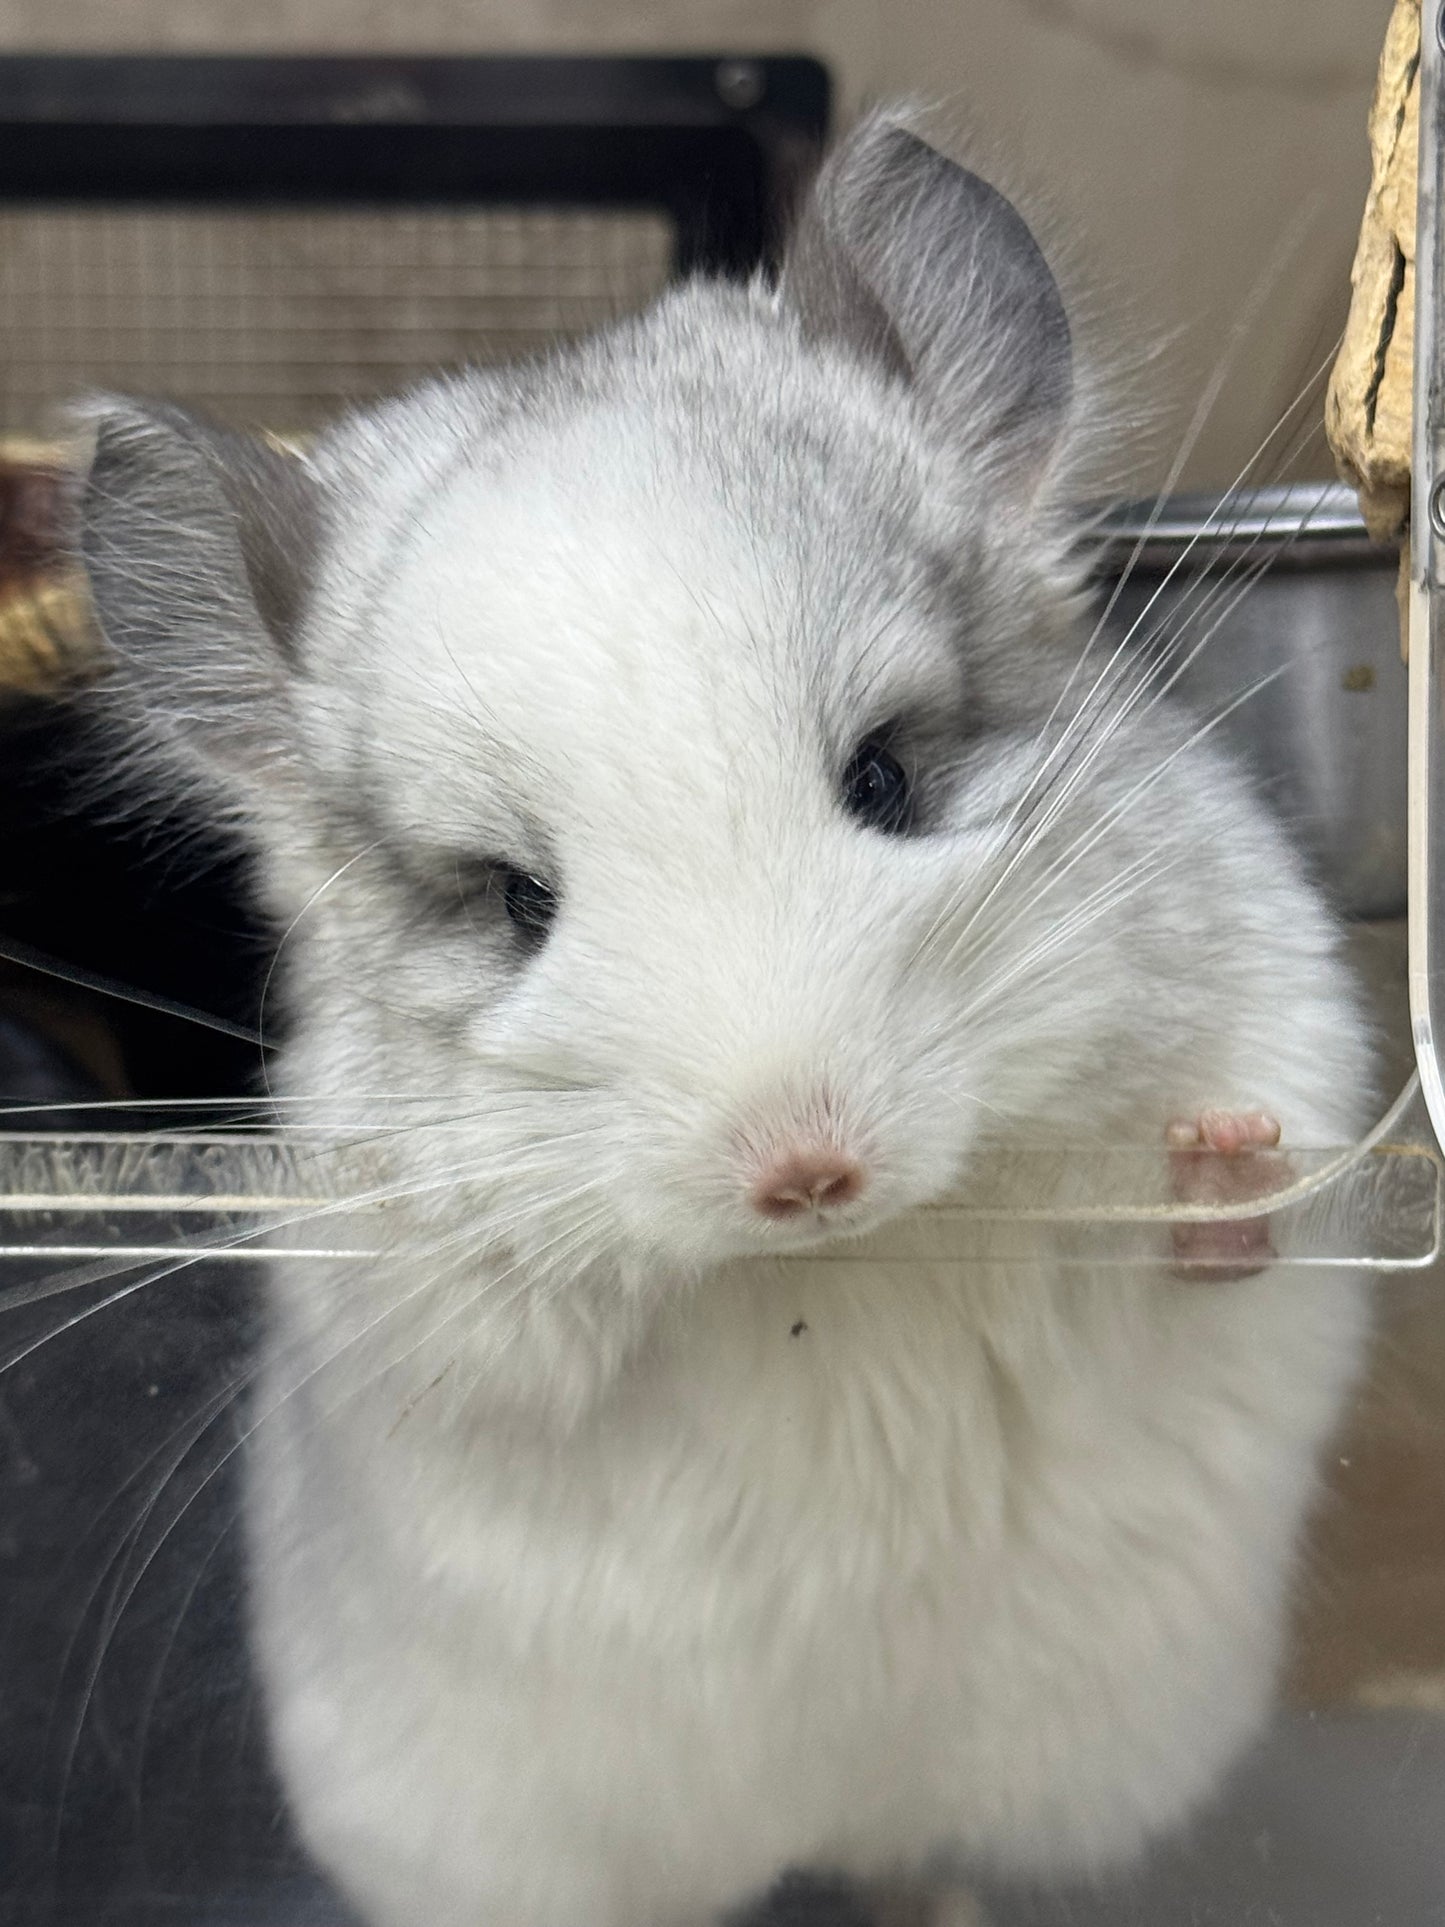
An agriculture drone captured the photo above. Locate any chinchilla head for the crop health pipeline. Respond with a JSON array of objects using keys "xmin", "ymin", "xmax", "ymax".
[{"xmin": 75, "ymin": 113, "xmax": 1162, "ymax": 1286}]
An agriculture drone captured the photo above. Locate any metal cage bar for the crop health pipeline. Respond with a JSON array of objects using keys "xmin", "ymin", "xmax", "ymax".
[{"xmin": 1410, "ymin": 6, "xmax": 1445, "ymax": 1138}]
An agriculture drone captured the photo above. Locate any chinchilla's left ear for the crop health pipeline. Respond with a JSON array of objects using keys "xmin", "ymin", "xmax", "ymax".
[
  {"xmin": 74, "ymin": 397, "xmax": 323, "ymax": 817},
  {"xmin": 783, "ymin": 113, "xmax": 1073, "ymax": 504}
]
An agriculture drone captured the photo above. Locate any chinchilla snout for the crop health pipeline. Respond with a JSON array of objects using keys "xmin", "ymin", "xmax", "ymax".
[{"xmin": 497, "ymin": 863, "xmax": 977, "ymax": 1259}]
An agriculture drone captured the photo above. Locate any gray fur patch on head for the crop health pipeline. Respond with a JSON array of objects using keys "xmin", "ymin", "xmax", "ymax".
[{"xmin": 783, "ymin": 114, "xmax": 1073, "ymax": 503}]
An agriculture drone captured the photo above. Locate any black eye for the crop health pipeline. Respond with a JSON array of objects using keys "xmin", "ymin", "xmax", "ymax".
[
  {"xmin": 841, "ymin": 739, "xmax": 912, "ymax": 835},
  {"xmin": 502, "ymin": 870, "xmax": 558, "ymax": 943}
]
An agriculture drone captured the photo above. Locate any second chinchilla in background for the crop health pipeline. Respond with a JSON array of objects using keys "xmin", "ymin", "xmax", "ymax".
[{"xmin": 76, "ymin": 113, "xmax": 1372, "ymax": 1927}]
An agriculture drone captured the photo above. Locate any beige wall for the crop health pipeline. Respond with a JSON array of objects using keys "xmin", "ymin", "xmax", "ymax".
[{"xmin": 0, "ymin": 0, "xmax": 1393, "ymax": 490}]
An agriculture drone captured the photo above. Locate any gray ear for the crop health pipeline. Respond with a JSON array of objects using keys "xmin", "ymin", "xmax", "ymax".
[
  {"xmin": 76, "ymin": 398, "xmax": 322, "ymax": 809},
  {"xmin": 784, "ymin": 116, "xmax": 1073, "ymax": 501}
]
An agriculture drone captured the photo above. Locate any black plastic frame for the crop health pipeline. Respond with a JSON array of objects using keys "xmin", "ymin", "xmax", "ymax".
[{"xmin": 0, "ymin": 54, "xmax": 831, "ymax": 274}]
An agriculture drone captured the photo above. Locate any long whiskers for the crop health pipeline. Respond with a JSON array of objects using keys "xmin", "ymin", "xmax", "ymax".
[
  {"xmin": 0, "ymin": 932, "xmax": 269, "ymax": 1051},
  {"xmin": 910, "ymin": 386, "xmax": 1337, "ymax": 990}
]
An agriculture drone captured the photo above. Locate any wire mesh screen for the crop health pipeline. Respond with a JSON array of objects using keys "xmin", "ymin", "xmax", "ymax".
[{"xmin": 0, "ymin": 202, "xmax": 676, "ymax": 435}]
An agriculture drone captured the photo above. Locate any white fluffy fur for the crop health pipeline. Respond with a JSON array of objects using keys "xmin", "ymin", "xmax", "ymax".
[{"xmin": 77, "ymin": 117, "xmax": 1374, "ymax": 1927}]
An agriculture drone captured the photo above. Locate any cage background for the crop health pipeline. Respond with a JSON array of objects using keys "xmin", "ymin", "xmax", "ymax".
[{"xmin": 0, "ymin": 202, "xmax": 676, "ymax": 434}]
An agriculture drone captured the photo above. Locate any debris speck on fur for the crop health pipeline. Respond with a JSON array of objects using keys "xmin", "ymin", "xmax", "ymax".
[{"xmin": 790, "ymin": 1320, "xmax": 808, "ymax": 1338}]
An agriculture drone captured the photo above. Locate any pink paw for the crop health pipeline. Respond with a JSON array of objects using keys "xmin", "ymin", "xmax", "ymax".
[{"xmin": 1166, "ymin": 1109, "xmax": 1283, "ymax": 1280}]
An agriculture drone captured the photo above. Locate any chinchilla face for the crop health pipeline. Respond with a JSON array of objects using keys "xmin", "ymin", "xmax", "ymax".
[{"xmin": 77, "ymin": 116, "xmax": 1128, "ymax": 1286}]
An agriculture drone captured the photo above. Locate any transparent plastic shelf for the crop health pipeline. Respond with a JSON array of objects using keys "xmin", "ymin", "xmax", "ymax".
[{"xmin": 0, "ymin": 1072, "xmax": 1437, "ymax": 1274}]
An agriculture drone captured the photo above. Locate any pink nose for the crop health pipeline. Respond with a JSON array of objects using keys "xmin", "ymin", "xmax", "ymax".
[{"xmin": 751, "ymin": 1147, "xmax": 867, "ymax": 1220}]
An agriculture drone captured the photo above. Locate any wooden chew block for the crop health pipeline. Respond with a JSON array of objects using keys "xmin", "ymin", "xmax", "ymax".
[
  {"xmin": 0, "ymin": 441, "xmax": 91, "ymax": 696},
  {"xmin": 1326, "ymin": 0, "xmax": 1420, "ymax": 544}
]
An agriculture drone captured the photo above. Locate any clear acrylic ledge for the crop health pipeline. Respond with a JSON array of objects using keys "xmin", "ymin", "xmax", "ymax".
[{"xmin": 0, "ymin": 1071, "xmax": 1437, "ymax": 1273}]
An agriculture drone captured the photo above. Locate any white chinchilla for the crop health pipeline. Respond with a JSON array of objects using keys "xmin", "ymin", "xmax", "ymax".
[{"xmin": 75, "ymin": 113, "xmax": 1372, "ymax": 1927}]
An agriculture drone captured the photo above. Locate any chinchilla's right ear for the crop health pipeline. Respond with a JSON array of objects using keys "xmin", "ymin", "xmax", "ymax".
[{"xmin": 74, "ymin": 397, "xmax": 323, "ymax": 817}]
